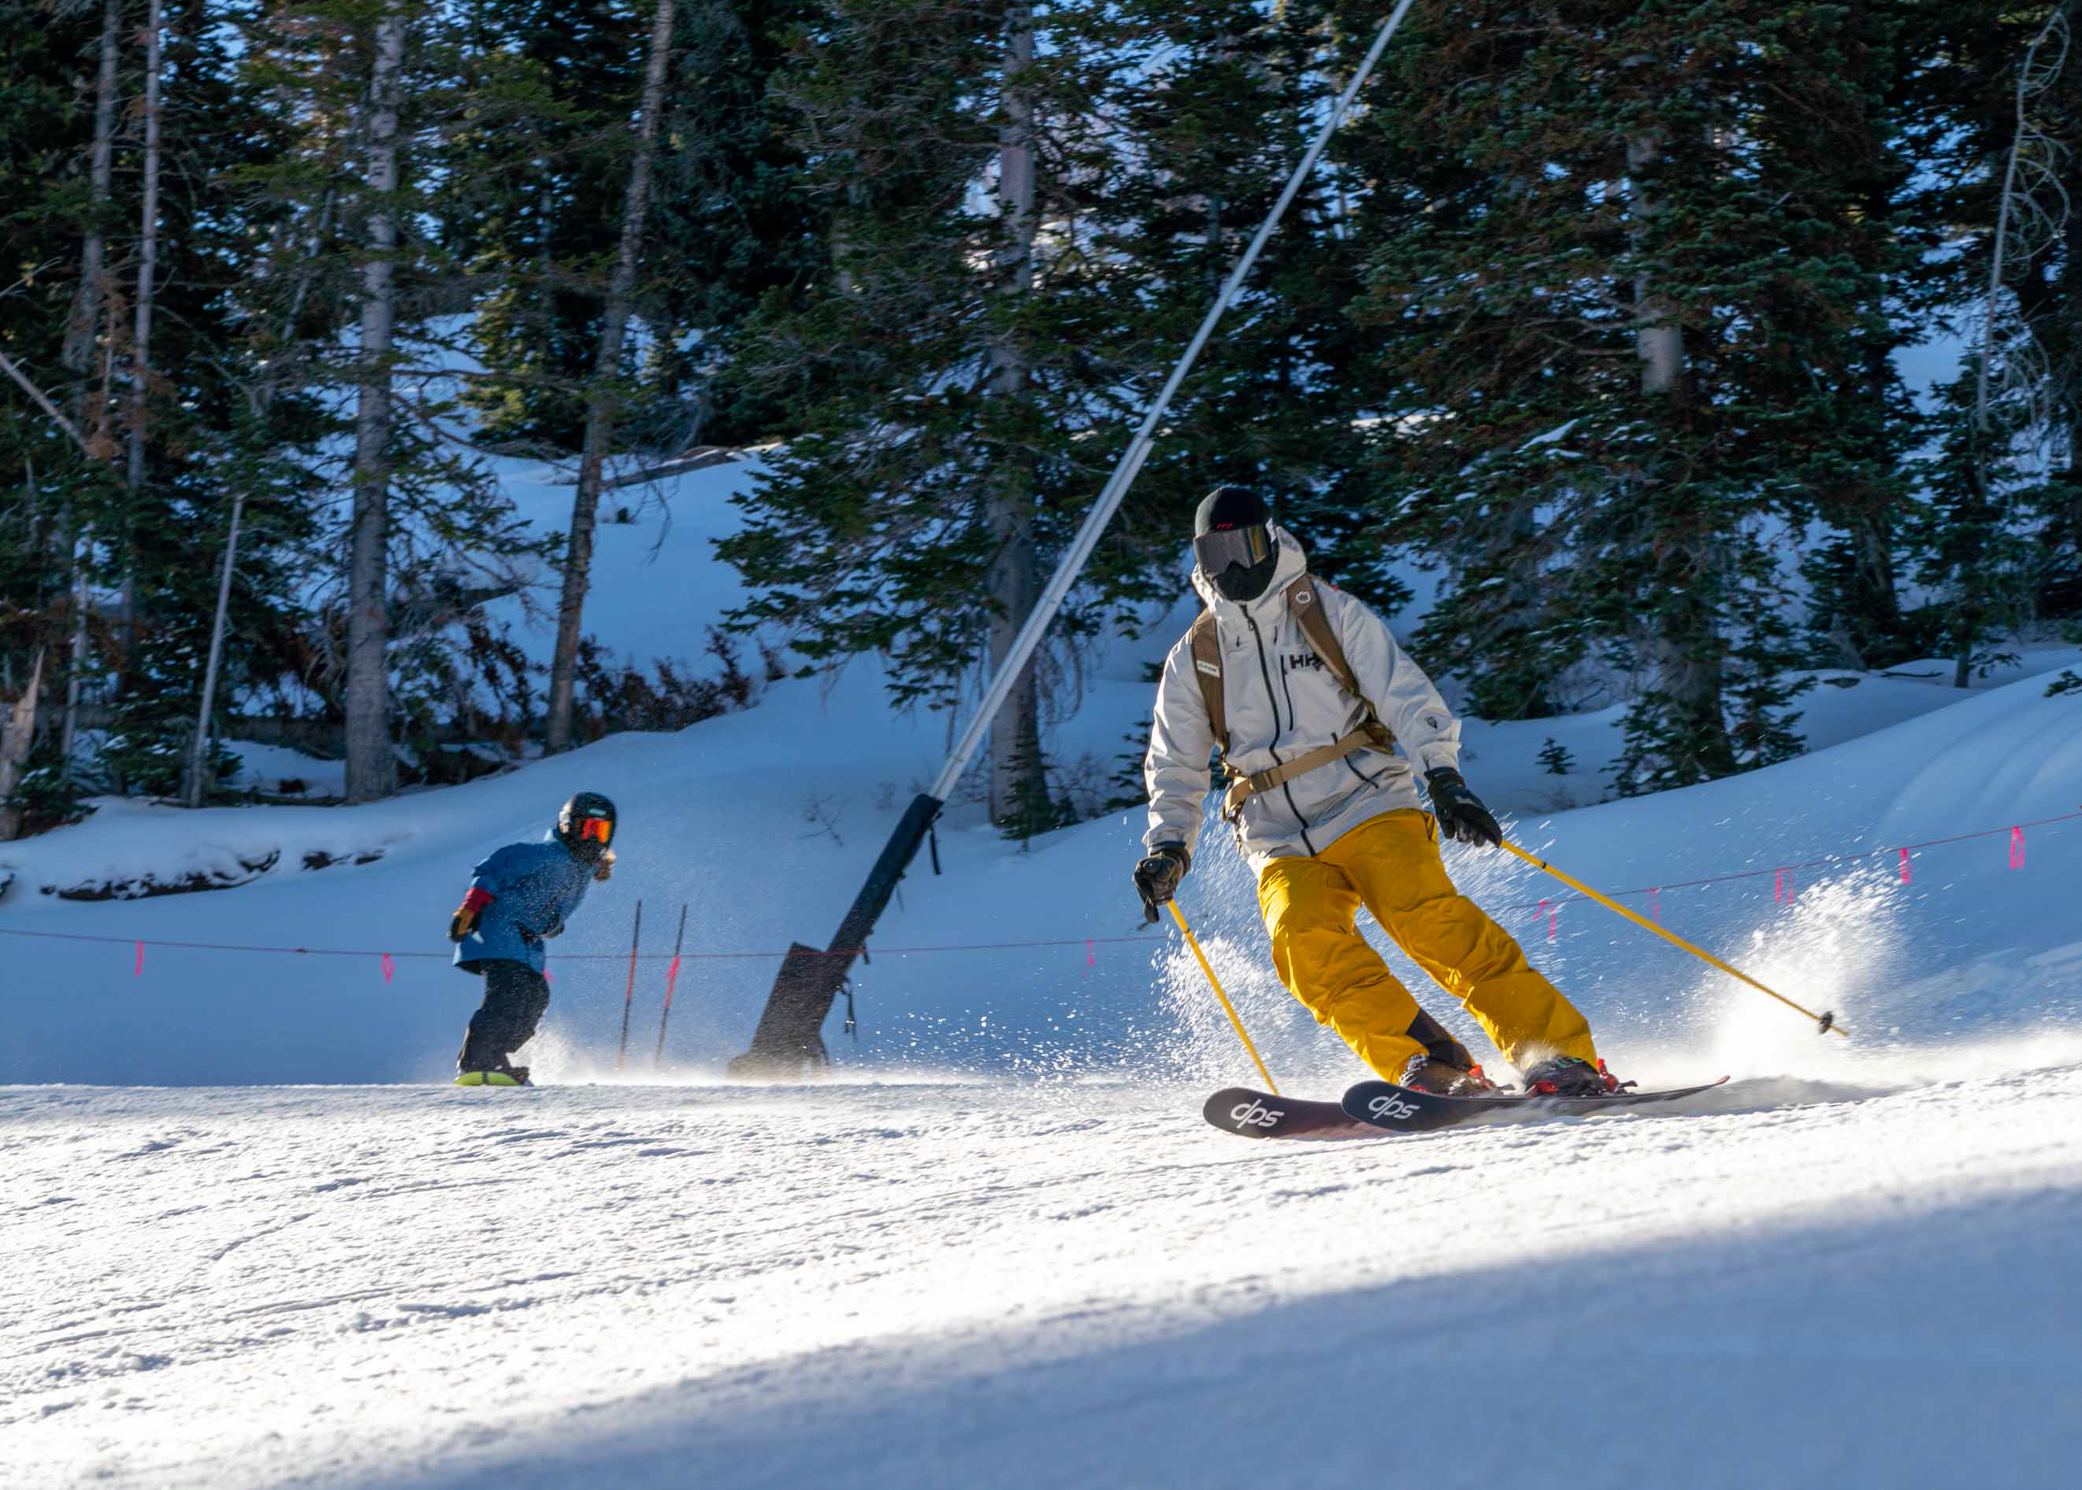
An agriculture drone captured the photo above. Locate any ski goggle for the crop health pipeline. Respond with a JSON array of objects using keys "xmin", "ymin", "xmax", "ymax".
[
  {"xmin": 1193, "ymin": 523, "xmax": 1272, "ymax": 574},
  {"xmin": 574, "ymin": 816, "xmax": 613, "ymax": 846}
]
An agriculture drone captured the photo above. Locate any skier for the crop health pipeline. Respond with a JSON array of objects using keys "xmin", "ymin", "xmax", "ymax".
[
  {"xmin": 446, "ymin": 792, "xmax": 619, "ymax": 1086},
  {"xmin": 1134, "ymin": 487, "xmax": 1619, "ymax": 1098}
]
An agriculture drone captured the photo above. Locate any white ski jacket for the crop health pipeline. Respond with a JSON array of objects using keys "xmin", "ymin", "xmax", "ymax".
[{"xmin": 1143, "ymin": 526, "xmax": 1462, "ymax": 874}]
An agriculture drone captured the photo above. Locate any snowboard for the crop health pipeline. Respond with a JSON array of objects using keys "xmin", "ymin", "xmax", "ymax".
[
  {"xmin": 1202, "ymin": 1087, "xmax": 1382, "ymax": 1141},
  {"xmin": 454, "ymin": 1070, "xmax": 529, "ymax": 1087},
  {"xmin": 1340, "ymin": 1075, "xmax": 1729, "ymax": 1134}
]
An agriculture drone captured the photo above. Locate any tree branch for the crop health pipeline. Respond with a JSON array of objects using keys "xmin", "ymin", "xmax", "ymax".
[{"xmin": 0, "ymin": 349, "xmax": 92, "ymax": 459}]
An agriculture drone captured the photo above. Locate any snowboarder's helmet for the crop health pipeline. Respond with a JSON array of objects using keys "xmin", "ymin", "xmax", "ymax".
[
  {"xmin": 556, "ymin": 792, "xmax": 617, "ymax": 861},
  {"xmin": 1193, "ymin": 486, "xmax": 1277, "ymax": 603}
]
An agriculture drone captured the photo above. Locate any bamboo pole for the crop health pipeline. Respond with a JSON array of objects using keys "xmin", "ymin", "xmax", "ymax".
[
  {"xmin": 617, "ymin": 899, "xmax": 643, "ymax": 1069},
  {"xmin": 653, "ymin": 903, "xmax": 688, "ymax": 1069}
]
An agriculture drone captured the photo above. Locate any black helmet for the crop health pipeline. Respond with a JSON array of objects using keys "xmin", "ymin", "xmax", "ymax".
[
  {"xmin": 1193, "ymin": 485, "xmax": 1278, "ymax": 603},
  {"xmin": 556, "ymin": 791, "xmax": 617, "ymax": 862}
]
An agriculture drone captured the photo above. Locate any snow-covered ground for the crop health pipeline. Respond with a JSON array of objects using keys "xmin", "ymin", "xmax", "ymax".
[
  {"xmin": 5, "ymin": 645, "xmax": 2081, "ymax": 1088},
  {"xmin": 4, "ymin": 1054, "xmax": 2078, "ymax": 1490},
  {"xmin": 8, "ymin": 426, "xmax": 2082, "ymax": 1486}
]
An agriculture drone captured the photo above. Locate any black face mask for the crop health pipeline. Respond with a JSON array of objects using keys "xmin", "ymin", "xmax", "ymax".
[{"xmin": 1195, "ymin": 524, "xmax": 1278, "ymax": 602}]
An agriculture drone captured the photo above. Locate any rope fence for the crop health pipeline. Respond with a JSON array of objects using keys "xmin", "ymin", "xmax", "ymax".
[{"xmin": 1, "ymin": 807, "xmax": 2076, "ymax": 974}]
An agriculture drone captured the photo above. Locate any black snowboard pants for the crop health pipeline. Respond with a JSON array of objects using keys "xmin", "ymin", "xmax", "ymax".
[{"xmin": 458, "ymin": 960, "xmax": 550, "ymax": 1071}]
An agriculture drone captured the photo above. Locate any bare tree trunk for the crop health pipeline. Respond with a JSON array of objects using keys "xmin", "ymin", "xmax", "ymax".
[
  {"xmin": 41, "ymin": 2, "xmax": 122, "ymax": 786},
  {"xmin": 184, "ymin": 494, "xmax": 243, "ymax": 807},
  {"xmin": 1628, "ymin": 133, "xmax": 1684, "ymax": 400},
  {"xmin": 178, "ymin": 193, "xmax": 339, "ymax": 805},
  {"xmin": 1627, "ymin": 128, "xmax": 1729, "ymax": 778},
  {"xmin": 343, "ymin": 1, "xmax": 408, "ymax": 804},
  {"xmin": 0, "ymin": 650, "xmax": 47, "ymax": 841},
  {"xmin": 115, "ymin": 0, "xmax": 165, "ymax": 691},
  {"xmin": 985, "ymin": 6, "xmax": 1042, "ymax": 827},
  {"xmin": 61, "ymin": 0, "xmax": 121, "ymax": 406},
  {"xmin": 62, "ymin": 529, "xmax": 89, "ymax": 769},
  {"xmin": 544, "ymin": 0, "xmax": 677, "ymax": 753}
]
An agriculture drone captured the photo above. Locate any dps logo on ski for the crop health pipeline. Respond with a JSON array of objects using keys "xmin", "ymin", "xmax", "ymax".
[
  {"xmin": 1229, "ymin": 1099, "xmax": 1283, "ymax": 1129},
  {"xmin": 1366, "ymin": 1093, "xmax": 1421, "ymax": 1122}
]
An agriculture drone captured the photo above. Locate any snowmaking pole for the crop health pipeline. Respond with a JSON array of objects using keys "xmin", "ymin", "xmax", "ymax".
[{"xmin": 730, "ymin": 1, "xmax": 1425, "ymax": 1076}]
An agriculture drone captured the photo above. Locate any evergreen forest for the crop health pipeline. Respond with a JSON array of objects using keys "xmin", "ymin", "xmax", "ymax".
[{"xmin": 4, "ymin": 0, "xmax": 2081, "ymax": 840}]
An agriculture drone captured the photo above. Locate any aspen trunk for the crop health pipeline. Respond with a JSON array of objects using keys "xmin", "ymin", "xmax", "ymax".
[
  {"xmin": 1629, "ymin": 128, "xmax": 1729, "ymax": 778},
  {"xmin": 116, "ymin": 0, "xmax": 165, "ymax": 690},
  {"xmin": 1627, "ymin": 133, "xmax": 1684, "ymax": 400},
  {"xmin": 545, "ymin": 0, "xmax": 677, "ymax": 753},
  {"xmin": 985, "ymin": 6, "xmax": 1043, "ymax": 827},
  {"xmin": 61, "ymin": 531, "xmax": 88, "ymax": 769},
  {"xmin": 0, "ymin": 650, "xmax": 47, "ymax": 841},
  {"xmin": 184, "ymin": 495, "xmax": 243, "ymax": 808},
  {"xmin": 343, "ymin": 1, "xmax": 408, "ymax": 803},
  {"xmin": 61, "ymin": 0, "xmax": 120, "ymax": 404}
]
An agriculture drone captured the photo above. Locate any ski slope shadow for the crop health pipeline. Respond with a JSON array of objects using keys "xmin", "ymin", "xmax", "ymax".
[{"xmin": 336, "ymin": 1182, "xmax": 2082, "ymax": 1490}]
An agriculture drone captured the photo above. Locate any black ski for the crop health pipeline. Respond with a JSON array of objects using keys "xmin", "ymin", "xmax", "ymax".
[
  {"xmin": 1340, "ymin": 1076, "xmax": 1730, "ymax": 1134},
  {"xmin": 1202, "ymin": 1086, "xmax": 1382, "ymax": 1141}
]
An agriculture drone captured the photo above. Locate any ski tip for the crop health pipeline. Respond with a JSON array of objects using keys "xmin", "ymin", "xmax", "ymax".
[{"xmin": 1202, "ymin": 1086, "xmax": 1380, "ymax": 1140}]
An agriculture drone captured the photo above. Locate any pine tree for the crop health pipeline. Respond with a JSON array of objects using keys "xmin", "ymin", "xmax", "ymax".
[
  {"xmin": 1339, "ymin": 1, "xmax": 1912, "ymax": 788},
  {"xmin": 719, "ymin": 0, "xmax": 1102, "ymax": 828},
  {"xmin": 1075, "ymin": 0, "xmax": 1374, "ymax": 614},
  {"xmin": 1904, "ymin": 4, "xmax": 2082, "ymax": 678},
  {"xmin": 722, "ymin": 0, "xmax": 1358, "ymax": 829},
  {"xmin": 542, "ymin": 0, "xmax": 678, "ymax": 753},
  {"xmin": 445, "ymin": 0, "xmax": 658, "ymax": 451}
]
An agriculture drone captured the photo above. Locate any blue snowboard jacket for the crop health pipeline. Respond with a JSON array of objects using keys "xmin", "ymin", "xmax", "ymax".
[{"xmin": 452, "ymin": 832, "xmax": 598, "ymax": 975}]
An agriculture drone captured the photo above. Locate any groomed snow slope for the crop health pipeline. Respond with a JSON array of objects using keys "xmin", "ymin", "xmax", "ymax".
[{"xmin": 3, "ymin": 1059, "xmax": 2078, "ymax": 1490}]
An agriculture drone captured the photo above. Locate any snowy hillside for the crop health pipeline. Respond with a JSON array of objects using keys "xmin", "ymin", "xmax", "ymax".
[
  {"xmin": 8, "ymin": 422, "xmax": 2082, "ymax": 1490},
  {"xmin": 6, "ymin": 617, "xmax": 2082, "ymax": 1089},
  {"xmin": 8, "ymin": 435, "xmax": 2082, "ymax": 1087}
]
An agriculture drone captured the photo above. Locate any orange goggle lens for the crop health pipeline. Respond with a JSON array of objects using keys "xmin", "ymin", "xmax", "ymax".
[{"xmin": 577, "ymin": 816, "xmax": 613, "ymax": 845}]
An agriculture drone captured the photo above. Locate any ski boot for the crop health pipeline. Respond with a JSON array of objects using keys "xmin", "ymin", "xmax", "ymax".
[
  {"xmin": 1518, "ymin": 1055, "xmax": 1626, "ymax": 1097},
  {"xmin": 1399, "ymin": 1051, "xmax": 1502, "ymax": 1098},
  {"xmin": 455, "ymin": 1061, "xmax": 531, "ymax": 1088}
]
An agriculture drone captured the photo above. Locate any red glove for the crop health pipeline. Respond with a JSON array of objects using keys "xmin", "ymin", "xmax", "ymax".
[{"xmin": 449, "ymin": 886, "xmax": 494, "ymax": 941}]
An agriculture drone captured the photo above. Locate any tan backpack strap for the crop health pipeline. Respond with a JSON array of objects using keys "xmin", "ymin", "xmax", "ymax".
[
  {"xmin": 1187, "ymin": 611, "xmax": 1227, "ymax": 755},
  {"xmin": 1220, "ymin": 728, "xmax": 1383, "ymax": 821},
  {"xmin": 1286, "ymin": 575, "xmax": 1395, "ymax": 752}
]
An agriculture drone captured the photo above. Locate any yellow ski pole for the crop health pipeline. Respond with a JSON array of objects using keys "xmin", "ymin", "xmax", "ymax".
[
  {"xmin": 1498, "ymin": 840, "xmax": 1848, "ymax": 1038},
  {"xmin": 1166, "ymin": 900, "xmax": 1281, "ymax": 1093}
]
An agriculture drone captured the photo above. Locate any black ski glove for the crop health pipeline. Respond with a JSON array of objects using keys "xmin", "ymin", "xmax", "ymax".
[
  {"xmin": 1133, "ymin": 843, "xmax": 1191, "ymax": 925},
  {"xmin": 1424, "ymin": 768, "xmax": 1503, "ymax": 848}
]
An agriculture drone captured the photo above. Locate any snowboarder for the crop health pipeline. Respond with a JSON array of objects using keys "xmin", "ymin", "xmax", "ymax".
[
  {"xmin": 446, "ymin": 792, "xmax": 619, "ymax": 1086},
  {"xmin": 1135, "ymin": 487, "xmax": 1619, "ymax": 1098}
]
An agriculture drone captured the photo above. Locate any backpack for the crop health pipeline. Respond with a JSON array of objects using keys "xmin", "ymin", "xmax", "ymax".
[{"xmin": 1185, "ymin": 574, "xmax": 1396, "ymax": 821}]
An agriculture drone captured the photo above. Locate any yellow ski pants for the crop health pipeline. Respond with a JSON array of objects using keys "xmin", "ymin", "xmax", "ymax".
[{"xmin": 1256, "ymin": 809, "xmax": 1597, "ymax": 1077}]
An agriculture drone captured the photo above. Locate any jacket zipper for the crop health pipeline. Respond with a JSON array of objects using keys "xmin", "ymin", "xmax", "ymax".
[{"xmin": 1245, "ymin": 610, "xmax": 1316, "ymax": 857}]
